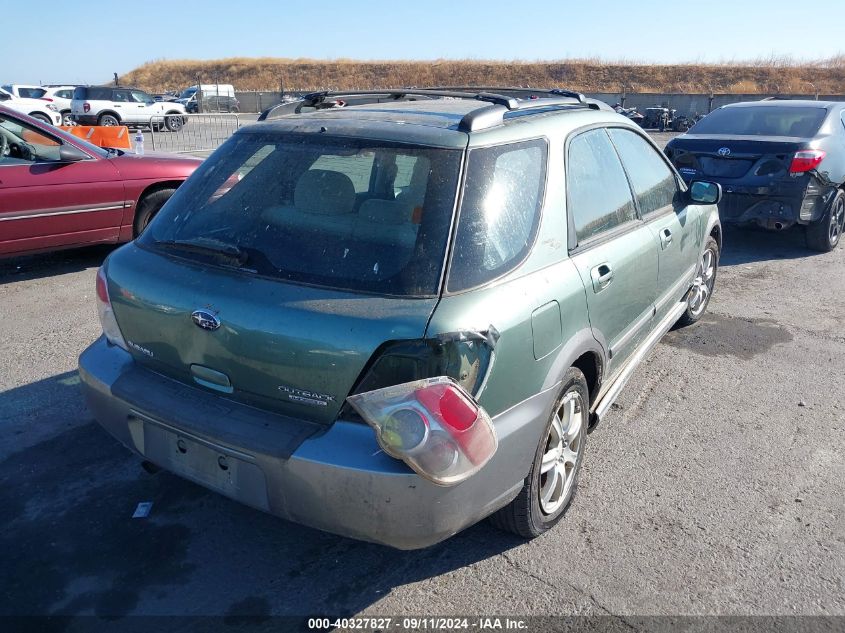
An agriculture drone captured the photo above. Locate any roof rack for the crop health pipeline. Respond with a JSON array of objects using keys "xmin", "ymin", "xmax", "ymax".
[
  {"xmin": 427, "ymin": 86, "xmax": 589, "ymax": 104},
  {"xmin": 258, "ymin": 88, "xmax": 601, "ymax": 131}
]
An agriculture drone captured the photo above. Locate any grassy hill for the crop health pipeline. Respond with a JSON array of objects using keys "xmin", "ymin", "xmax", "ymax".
[{"xmin": 120, "ymin": 56, "xmax": 845, "ymax": 95}]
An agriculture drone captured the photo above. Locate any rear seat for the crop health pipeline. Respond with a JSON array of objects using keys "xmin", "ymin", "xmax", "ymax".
[
  {"xmin": 353, "ymin": 199, "xmax": 418, "ymax": 249},
  {"xmin": 264, "ymin": 168, "xmax": 419, "ymax": 249},
  {"xmin": 263, "ymin": 169, "xmax": 357, "ymax": 237}
]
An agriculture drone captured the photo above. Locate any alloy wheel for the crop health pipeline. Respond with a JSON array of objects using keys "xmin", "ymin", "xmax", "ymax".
[
  {"xmin": 688, "ymin": 247, "xmax": 717, "ymax": 317},
  {"xmin": 539, "ymin": 390, "xmax": 585, "ymax": 515},
  {"xmin": 829, "ymin": 196, "xmax": 845, "ymax": 247}
]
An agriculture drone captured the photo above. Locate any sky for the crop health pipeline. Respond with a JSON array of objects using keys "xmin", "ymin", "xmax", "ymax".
[{"xmin": 3, "ymin": 0, "xmax": 843, "ymax": 85}]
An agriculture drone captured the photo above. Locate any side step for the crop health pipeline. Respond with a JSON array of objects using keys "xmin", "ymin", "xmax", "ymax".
[{"xmin": 591, "ymin": 301, "xmax": 687, "ymax": 425}]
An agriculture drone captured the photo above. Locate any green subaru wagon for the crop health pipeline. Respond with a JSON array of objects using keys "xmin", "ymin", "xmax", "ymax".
[{"xmin": 79, "ymin": 89, "xmax": 722, "ymax": 549}]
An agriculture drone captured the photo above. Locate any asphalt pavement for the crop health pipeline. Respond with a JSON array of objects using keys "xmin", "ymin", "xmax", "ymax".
[{"xmin": 0, "ymin": 133, "xmax": 843, "ymax": 629}]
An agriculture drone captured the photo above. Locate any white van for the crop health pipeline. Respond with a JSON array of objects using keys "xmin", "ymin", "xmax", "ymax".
[{"xmin": 177, "ymin": 84, "xmax": 234, "ymax": 102}]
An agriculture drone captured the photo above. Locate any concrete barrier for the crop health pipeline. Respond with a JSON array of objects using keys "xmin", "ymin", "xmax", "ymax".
[{"xmin": 230, "ymin": 90, "xmax": 845, "ymax": 115}]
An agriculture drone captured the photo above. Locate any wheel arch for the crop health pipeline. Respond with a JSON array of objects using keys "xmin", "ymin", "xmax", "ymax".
[
  {"xmin": 131, "ymin": 180, "xmax": 183, "ymax": 235},
  {"xmin": 543, "ymin": 329, "xmax": 606, "ymax": 409},
  {"xmin": 709, "ymin": 222, "xmax": 722, "ymax": 252},
  {"xmin": 97, "ymin": 110, "xmax": 121, "ymax": 123},
  {"xmin": 571, "ymin": 351, "xmax": 603, "ymax": 408}
]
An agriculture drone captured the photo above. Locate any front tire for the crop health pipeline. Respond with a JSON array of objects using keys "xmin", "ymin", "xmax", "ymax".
[
  {"xmin": 61, "ymin": 110, "xmax": 74, "ymax": 126},
  {"xmin": 806, "ymin": 190, "xmax": 845, "ymax": 253},
  {"xmin": 133, "ymin": 188, "xmax": 177, "ymax": 236},
  {"xmin": 677, "ymin": 235, "xmax": 719, "ymax": 327},
  {"xmin": 489, "ymin": 367, "xmax": 589, "ymax": 539}
]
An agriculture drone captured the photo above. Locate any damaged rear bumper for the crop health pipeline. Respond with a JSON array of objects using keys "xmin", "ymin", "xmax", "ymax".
[
  {"xmin": 78, "ymin": 337, "xmax": 553, "ymax": 549},
  {"xmin": 716, "ymin": 179, "xmax": 835, "ymax": 230}
]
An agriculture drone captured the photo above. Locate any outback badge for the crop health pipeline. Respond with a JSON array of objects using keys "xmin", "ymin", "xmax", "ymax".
[{"xmin": 191, "ymin": 309, "xmax": 221, "ymax": 331}]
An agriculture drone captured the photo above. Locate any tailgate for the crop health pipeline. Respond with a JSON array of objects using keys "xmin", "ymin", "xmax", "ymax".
[{"xmin": 106, "ymin": 243, "xmax": 437, "ymax": 424}]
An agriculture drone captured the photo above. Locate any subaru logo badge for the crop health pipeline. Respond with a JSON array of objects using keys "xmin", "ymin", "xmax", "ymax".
[
  {"xmin": 717, "ymin": 147, "xmax": 731, "ymax": 157},
  {"xmin": 191, "ymin": 309, "xmax": 221, "ymax": 331}
]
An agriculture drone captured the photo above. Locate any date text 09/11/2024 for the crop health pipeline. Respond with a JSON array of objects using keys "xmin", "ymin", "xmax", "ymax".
[{"xmin": 306, "ymin": 617, "xmax": 529, "ymax": 630}]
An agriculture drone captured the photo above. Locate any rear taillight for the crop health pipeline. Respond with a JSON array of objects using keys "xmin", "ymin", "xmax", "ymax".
[
  {"xmin": 96, "ymin": 268, "xmax": 127, "ymax": 350},
  {"xmin": 790, "ymin": 149, "xmax": 826, "ymax": 174},
  {"xmin": 39, "ymin": 97, "xmax": 53, "ymax": 102},
  {"xmin": 347, "ymin": 377, "xmax": 498, "ymax": 485},
  {"xmin": 83, "ymin": 102, "xmax": 90, "ymax": 113}
]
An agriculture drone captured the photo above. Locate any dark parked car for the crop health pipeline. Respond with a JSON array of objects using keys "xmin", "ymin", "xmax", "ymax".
[
  {"xmin": 665, "ymin": 100, "xmax": 845, "ymax": 251},
  {"xmin": 0, "ymin": 106, "xmax": 202, "ymax": 258},
  {"xmin": 79, "ymin": 88, "xmax": 722, "ymax": 549}
]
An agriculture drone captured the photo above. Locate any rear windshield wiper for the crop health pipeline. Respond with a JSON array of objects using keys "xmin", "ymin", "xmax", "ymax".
[{"xmin": 155, "ymin": 237, "xmax": 248, "ymax": 265}]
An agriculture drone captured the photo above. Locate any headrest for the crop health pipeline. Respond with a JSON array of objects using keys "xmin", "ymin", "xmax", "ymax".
[{"xmin": 294, "ymin": 169, "xmax": 356, "ymax": 215}]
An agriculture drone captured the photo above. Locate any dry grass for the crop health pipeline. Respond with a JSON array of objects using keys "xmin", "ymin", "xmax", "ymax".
[{"xmin": 120, "ymin": 57, "xmax": 845, "ymax": 95}]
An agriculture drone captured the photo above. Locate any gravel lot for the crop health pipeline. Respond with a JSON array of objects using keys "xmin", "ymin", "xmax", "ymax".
[{"xmin": 1, "ymin": 131, "xmax": 843, "ymax": 629}]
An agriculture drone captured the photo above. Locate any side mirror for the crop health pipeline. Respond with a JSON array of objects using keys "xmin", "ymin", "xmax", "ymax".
[
  {"xmin": 689, "ymin": 180, "xmax": 722, "ymax": 205},
  {"xmin": 59, "ymin": 144, "xmax": 90, "ymax": 162}
]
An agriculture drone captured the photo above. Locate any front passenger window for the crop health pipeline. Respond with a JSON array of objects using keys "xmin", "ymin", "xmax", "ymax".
[
  {"xmin": 567, "ymin": 129, "xmax": 637, "ymax": 243},
  {"xmin": 608, "ymin": 128, "xmax": 679, "ymax": 216}
]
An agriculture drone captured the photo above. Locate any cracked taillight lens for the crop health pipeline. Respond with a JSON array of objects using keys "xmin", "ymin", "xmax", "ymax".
[{"xmin": 347, "ymin": 377, "xmax": 498, "ymax": 486}]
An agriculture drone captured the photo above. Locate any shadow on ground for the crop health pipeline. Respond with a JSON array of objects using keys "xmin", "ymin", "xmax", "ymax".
[
  {"xmin": 0, "ymin": 245, "xmax": 116, "ymax": 285},
  {"xmin": 719, "ymin": 225, "xmax": 816, "ymax": 267},
  {"xmin": 0, "ymin": 371, "xmax": 526, "ymax": 627}
]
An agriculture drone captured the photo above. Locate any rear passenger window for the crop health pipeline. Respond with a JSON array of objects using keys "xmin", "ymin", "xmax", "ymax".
[
  {"xmin": 608, "ymin": 128, "xmax": 678, "ymax": 216},
  {"xmin": 567, "ymin": 129, "xmax": 636, "ymax": 243},
  {"xmin": 449, "ymin": 139, "xmax": 547, "ymax": 291}
]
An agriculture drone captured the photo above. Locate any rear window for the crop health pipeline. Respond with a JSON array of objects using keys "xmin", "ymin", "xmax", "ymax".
[
  {"xmin": 690, "ymin": 105, "xmax": 827, "ymax": 137},
  {"xmin": 18, "ymin": 87, "xmax": 46, "ymax": 99},
  {"xmin": 140, "ymin": 132, "xmax": 461, "ymax": 296},
  {"xmin": 73, "ymin": 86, "xmax": 112, "ymax": 100}
]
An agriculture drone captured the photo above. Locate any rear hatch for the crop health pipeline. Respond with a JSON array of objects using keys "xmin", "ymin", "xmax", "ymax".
[
  {"xmin": 107, "ymin": 243, "xmax": 437, "ymax": 425},
  {"xmin": 106, "ymin": 128, "xmax": 464, "ymax": 425}
]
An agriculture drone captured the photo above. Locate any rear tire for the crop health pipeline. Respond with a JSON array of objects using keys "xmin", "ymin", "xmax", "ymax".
[
  {"xmin": 133, "ymin": 188, "xmax": 177, "ymax": 237},
  {"xmin": 489, "ymin": 367, "xmax": 589, "ymax": 539},
  {"xmin": 165, "ymin": 114, "xmax": 184, "ymax": 132},
  {"xmin": 677, "ymin": 236, "xmax": 719, "ymax": 327},
  {"xmin": 806, "ymin": 190, "xmax": 845, "ymax": 253},
  {"xmin": 98, "ymin": 113, "xmax": 119, "ymax": 126},
  {"xmin": 30, "ymin": 112, "xmax": 51, "ymax": 124}
]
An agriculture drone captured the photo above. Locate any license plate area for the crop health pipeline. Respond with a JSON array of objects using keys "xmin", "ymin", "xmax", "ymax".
[{"xmin": 129, "ymin": 415, "xmax": 270, "ymax": 511}]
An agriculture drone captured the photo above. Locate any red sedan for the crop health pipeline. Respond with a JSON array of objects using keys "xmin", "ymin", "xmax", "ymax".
[{"xmin": 0, "ymin": 106, "xmax": 202, "ymax": 258}]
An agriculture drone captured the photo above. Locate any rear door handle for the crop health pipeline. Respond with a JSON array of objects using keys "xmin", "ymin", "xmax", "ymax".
[
  {"xmin": 590, "ymin": 263, "xmax": 614, "ymax": 293},
  {"xmin": 660, "ymin": 228, "xmax": 673, "ymax": 248}
]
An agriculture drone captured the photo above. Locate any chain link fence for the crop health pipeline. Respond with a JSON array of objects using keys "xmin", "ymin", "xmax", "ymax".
[{"xmin": 147, "ymin": 113, "xmax": 241, "ymax": 154}]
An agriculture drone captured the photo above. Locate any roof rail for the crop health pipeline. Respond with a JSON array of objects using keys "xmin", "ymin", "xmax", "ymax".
[
  {"xmin": 258, "ymin": 87, "xmax": 601, "ymax": 130},
  {"xmin": 428, "ymin": 86, "xmax": 588, "ymax": 104}
]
